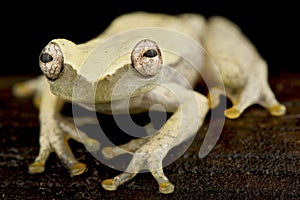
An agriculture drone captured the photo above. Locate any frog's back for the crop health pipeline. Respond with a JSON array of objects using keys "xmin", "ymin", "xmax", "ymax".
[
  {"xmin": 104, "ymin": 12, "xmax": 205, "ymax": 37},
  {"xmin": 100, "ymin": 12, "xmax": 206, "ymax": 42}
]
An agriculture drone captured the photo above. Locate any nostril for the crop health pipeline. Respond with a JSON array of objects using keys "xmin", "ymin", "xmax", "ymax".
[{"xmin": 40, "ymin": 53, "xmax": 53, "ymax": 63}]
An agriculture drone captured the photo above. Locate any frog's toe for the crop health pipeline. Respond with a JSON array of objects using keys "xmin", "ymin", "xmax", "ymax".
[
  {"xmin": 224, "ymin": 107, "xmax": 241, "ymax": 119},
  {"xmin": 101, "ymin": 147, "xmax": 115, "ymax": 159},
  {"xmin": 84, "ymin": 138, "xmax": 100, "ymax": 152},
  {"xmin": 159, "ymin": 182, "xmax": 175, "ymax": 194},
  {"xmin": 268, "ymin": 104, "xmax": 286, "ymax": 116},
  {"xmin": 101, "ymin": 179, "xmax": 118, "ymax": 191},
  {"xmin": 70, "ymin": 163, "xmax": 87, "ymax": 176},
  {"xmin": 28, "ymin": 161, "xmax": 45, "ymax": 174}
]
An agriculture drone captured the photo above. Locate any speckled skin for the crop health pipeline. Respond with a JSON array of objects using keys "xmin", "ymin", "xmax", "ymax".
[{"xmin": 12, "ymin": 12, "xmax": 285, "ymax": 194}]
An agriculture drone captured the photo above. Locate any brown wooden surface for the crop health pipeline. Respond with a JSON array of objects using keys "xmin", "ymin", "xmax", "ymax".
[{"xmin": 0, "ymin": 72, "xmax": 299, "ymax": 199}]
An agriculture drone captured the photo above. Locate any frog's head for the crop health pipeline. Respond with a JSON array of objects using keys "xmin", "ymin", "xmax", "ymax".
[{"xmin": 39, "ymin": 38, "xmax": 163, "ymax": 103}]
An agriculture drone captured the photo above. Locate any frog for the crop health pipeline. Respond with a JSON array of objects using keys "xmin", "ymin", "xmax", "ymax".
[{"xmin": 12, "ymin": 12, "xmax": 286, "ymax": 194}]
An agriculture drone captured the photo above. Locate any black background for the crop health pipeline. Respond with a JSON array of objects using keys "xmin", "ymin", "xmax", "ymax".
[{"xmin": 1, "ymin": 0, "xmax": 299, "ymax": 76}]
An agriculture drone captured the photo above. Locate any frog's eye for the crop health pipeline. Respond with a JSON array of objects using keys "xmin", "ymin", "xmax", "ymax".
[
  {"xmin": 39, "ymin": 42, "xmax": 64, "ymax": 80},
  {"xmin": 131, "ymin": 39, "xmax": 163, "ymax": 76}
]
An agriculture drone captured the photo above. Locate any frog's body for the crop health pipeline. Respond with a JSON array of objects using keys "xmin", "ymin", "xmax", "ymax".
[{"xmin": 13, "ymin": 12, "xmax": 285, "ymax": 194}]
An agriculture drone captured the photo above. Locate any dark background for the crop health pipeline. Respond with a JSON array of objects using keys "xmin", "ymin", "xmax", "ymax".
[{"xmin": 1, "ymin": 0, "xmax": 299, "ymax": 76}]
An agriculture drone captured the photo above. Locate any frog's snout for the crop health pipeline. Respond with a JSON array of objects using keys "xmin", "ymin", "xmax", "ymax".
[{"xmin": 39, "ymin": 42, "xmax": 64, "ymax": 81}]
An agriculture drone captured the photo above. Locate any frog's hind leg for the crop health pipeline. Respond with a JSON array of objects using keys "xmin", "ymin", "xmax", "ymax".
[{"xmin": 101, "ymin": 160, "xmax": 174, "ymax": 194}]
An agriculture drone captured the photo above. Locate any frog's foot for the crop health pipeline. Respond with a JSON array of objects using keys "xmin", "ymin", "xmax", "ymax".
[
  {"xmin": 224, "ymin": 106, "xmax": 241, "ymax": 119},
  {"xmin": 30, "ymin": 117, "xmax": 100, "ymax": 176},
  {"xmin": 101, "ymin": 171, "xmax": 174, "ymax": 194},
  {"xmin": 30, "ymin": 135, "xmax": 89, "ymax": 176},
  {"xmin": 101, "ymin": 140, "xmax": 174, "ymax": 194},
  {"xmin": 102, "ymin": 167, "xmax": 174, "ymax": 194},
  {"xmin": 51, "ymin": 137, "xmax": 89, "ymax": 176},
  {"xmin": 102, "ymin": 138, "xmax": 147, "ymax": 159},
  {"xmin": 102, "ymin": 146, "xmax": 175, "ymax": 194},
  {"xmin": 28, "ymin": 135, "xmax": 52, "ymax": 175},
  {"xmin": 267, "ymin": 104, "xmax": 286, "ymax": 116}
]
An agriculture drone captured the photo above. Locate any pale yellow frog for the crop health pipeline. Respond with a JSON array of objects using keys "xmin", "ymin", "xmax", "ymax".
[{"xmin": 13, "ymin": 12, "xmax": 285, "ymax": 194}]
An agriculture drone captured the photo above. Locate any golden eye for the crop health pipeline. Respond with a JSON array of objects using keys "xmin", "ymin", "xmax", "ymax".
[{"xmin": 131, "ymin": 39, "xmax": 163, "ymax": 76}]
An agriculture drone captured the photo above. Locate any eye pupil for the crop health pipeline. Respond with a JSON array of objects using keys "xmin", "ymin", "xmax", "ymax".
[
  {"xmin": 143, "ymin": 49, "xmax": 157, "ymax": 58},
  {"xmin": 40, "ymin": 53, "xmax": 53, "ymax": 63}
]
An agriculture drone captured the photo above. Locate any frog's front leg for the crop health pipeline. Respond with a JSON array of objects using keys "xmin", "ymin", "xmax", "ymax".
[
  {"xmin": 101, "ymin": 84, "xmax": 209, "ymax": 194},
  {"xmin": 28, "ymin": 85, "xmax": 100, "ymax": 176}
]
